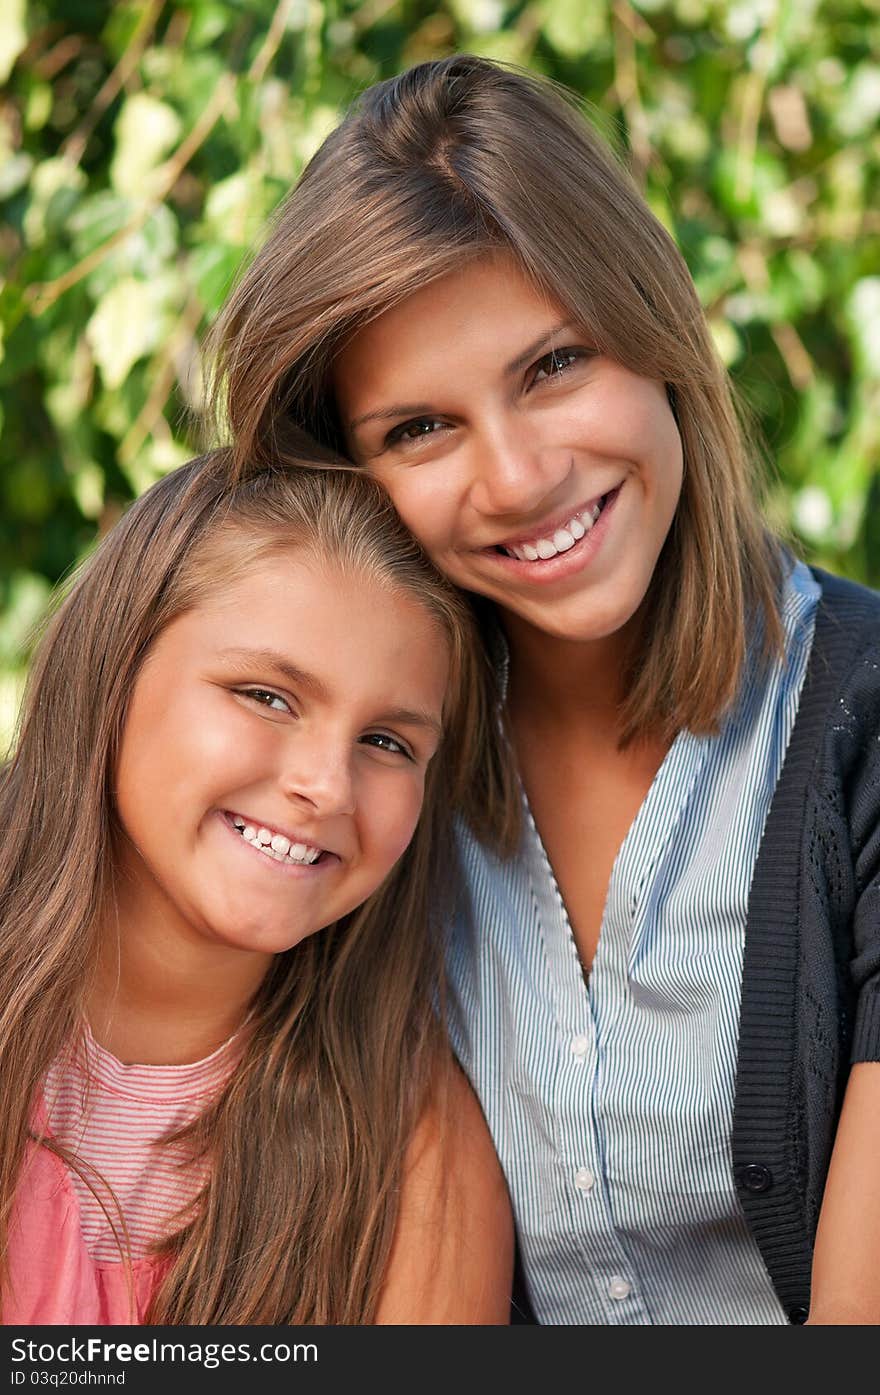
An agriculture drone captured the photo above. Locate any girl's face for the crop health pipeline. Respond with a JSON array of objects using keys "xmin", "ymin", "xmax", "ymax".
[
  {"xmin": 335, "ymin": 253, "xmax": 684, "ymax": 646},
  {"xmin": 112, "ymin": 551, "xmax": 449, "ymax": 964}
]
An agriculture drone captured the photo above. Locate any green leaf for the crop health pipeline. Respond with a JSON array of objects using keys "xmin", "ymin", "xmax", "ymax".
[
  {"xmin": 540, "ymin": 0, "xmax": 608, "ymax": 58},
  {"xmin": 0, "ymin": 0, "xmax": 26, "ymax": 85},
  {"xmin": 85, "ymin": 278, "xmax": 165, "ymax": 390},
  {"xmin": 22, "ymin": 158, "xmax": 87, "ymax": 247},
  {"xmin": 847, "ymin": 278, "xmax": 880, "ymax": 380},
  {"xmin": 190, "ymin": 242, "xmax": 246, "ymax": 318},
  {"xmin": 71, "ymin": 463, "xmax": 105, "ymax": 521},
  {"xmin": 203, "ymin": 170, "xmax": 273, "ymax": 247},
  {"xmin": 835, "ymin": 64, "xmax": 880, "ymax": 139},
  {"xmin": 110, "ymin": 94, "xmax": 183, "ymax": 199}
]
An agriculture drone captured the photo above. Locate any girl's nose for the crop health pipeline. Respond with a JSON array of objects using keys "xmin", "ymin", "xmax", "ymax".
[
  {"xmin": 468, "ymin": 421, "xmax": 570, "ymax": 517},
  {"xmin": 279, "ymin": 739, "xmax": 356, "ymax": 818}
]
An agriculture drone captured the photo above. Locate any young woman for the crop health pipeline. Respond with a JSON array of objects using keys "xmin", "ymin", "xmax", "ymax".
[
  {"xmin": 210, "ymin": 56, "xmax": 880, "ymax": 1325},
  {"xmin": 0, "ymin": 450, "xmax": 513, "ymax": 1325}
]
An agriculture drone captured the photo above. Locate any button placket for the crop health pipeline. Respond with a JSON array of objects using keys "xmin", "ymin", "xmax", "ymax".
[{"xmin": 574, "ymin": 1166, "xmax": 595, "ymax": 1193}]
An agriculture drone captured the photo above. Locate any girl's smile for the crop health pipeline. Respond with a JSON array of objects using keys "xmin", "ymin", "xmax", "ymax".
[
  {"xmin": 335, "ymin": 252, "xmax": 684, "ymax": 646},
  {"xmin": 111, "ymin": 552, "xmax": 449, "ymax": 969},
  {"xmin": 222, "ymin": 810, "xmax": 327, "ymax": 865}
]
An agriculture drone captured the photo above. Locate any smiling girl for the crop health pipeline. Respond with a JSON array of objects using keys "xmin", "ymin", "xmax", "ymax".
[
  {"xmin": 211, "ymin": 57, "xmax": 880, "ymax": 1324},
  {"xmin": 0, "ymin": 450, "xmax": 513, "ymax": 1324}
]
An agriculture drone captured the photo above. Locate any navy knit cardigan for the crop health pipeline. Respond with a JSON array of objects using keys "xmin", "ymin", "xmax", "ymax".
[{"xmin": 732, "ymin": 567, "xmax": 880, "ymax": 1323}]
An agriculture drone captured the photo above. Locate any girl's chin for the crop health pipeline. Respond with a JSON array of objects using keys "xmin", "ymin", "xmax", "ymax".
[{"xmin": 202, "ymin": 921, "xmax": 313, "ymax": 956}]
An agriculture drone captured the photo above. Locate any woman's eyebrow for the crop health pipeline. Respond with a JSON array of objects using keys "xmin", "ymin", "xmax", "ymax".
[
  {"xmin": 504, "ymin": 320, "xmax": 578, "ymax": 376},
  {"xmin": 347, "ymin": 320, "xmax": 579, "ymax": 434},
  {"xmin": 348, "ymin": 402, "xmax": 434, "ymax": 433}
]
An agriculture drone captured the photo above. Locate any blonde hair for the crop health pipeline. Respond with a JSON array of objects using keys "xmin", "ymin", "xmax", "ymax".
[
  {"xmin": 211, "ymin": 54, "xmax": 784, "ymax": 743},
  {"xmin": 0, "ymin": 449, "xmax": 511, "ymax": 1323}
]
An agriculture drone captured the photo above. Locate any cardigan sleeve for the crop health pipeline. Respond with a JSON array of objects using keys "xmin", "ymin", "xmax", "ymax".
[{"xmin": 844, "ymin": 637, "xmax": 880, "ymax": 1062}]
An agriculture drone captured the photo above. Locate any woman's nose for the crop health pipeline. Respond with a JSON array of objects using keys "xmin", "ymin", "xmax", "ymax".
[
  {"xmin": 468, "ymin": 420, "xmax": 570, "ymax": 517},
  {"xmin": 279, "ymin": 738, "xmax": 356, "ymax": 818}
]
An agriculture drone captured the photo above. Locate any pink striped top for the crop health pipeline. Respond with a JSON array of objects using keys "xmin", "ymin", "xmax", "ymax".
[{"xmin": 4, "ymin": 1026, "xmax": 240, "ymax": 1325}]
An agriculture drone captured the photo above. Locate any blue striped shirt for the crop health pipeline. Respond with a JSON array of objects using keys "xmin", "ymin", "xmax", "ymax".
[{"xmin": 447, "ymin": 560, "xmax": 820, "ymax": 1324}]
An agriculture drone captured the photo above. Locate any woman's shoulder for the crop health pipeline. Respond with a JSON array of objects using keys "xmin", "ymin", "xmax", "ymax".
[
  {"xmin": 800, "ymin": 567, "xmax": 880, "ymax": 808},
  {"xmin": 811, "ymin": 566, "xmax": 880, "ymax": 633},
  {"xmin": 806, "ymin": 567, "xmax": 880, "ymax": 700}
]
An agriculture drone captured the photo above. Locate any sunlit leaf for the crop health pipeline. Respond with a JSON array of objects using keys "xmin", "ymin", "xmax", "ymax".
[
  {"xmin": 847, "ymin": 278, "xmax": 880, "ymax": 379},
  {"xmin": 0, "ymin": 0, "xmax": 26, "ymax": 86},
  {"xmin": 71, "ymin": 463, "xmax": 105, "ymax": 521},
  {"xmin": 110, "ymin": 94, "xmax": 183, "ymax": 199},
  {"xmin": 540, "ymin": 0, "xmax": 608, "ymax": 58},
  {"xmin": 85, "ymin": 278, "xmax": 165, "ymax": 390},
  {"xmin": 22, "ymin": 158, "xmax": 87, "ymax": 246}
]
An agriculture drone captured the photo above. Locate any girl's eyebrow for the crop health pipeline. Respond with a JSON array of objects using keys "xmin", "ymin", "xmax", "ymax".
[
  {"xmin": 217, "ymin": 646, "xmax": 443, "ymax": 737},
  {"xmin": 219, "ymin": 647, "xmax": 331, "ymax": 701},
  {"xmin": 347, "ymin": 319, "xmax": 578, "ymax": 435}
]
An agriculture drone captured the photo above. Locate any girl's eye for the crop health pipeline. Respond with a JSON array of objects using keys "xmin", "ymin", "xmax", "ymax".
[
  {"xmin": 361, "ymin": 731, "xmax": 413, "ymax": 759},
  {"xmin": 532, "ymin": 347, "xmax": 583, "ymax": 384},
  {"xmin": 385, "ymin": 417, "xmax": 445, "ymax": 448},
  {"xmin": 239, "ymin": 687, "xmax": 291, "ymax": 714}
]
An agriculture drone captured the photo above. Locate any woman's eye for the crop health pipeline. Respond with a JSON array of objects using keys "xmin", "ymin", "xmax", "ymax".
[
  {"xmin": 532, "ymin": 348, "xmax": 582, "ymax": 384},
  {"xmin": 361, "ymin": 731, "xmax": 413, "ymax": 759},
  {"xmin": 239, "ymin": 687, "xmax": 291, "ymax": 714},
  {"xmin": 385, "ymin": 417, "xmax": 445, "ymax": 447}
]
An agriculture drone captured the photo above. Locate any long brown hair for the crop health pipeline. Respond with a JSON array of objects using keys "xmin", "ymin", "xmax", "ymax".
[
  {"xmin": 0, "ymin": 449, "xmax": 507, "ymax": 1323},
  {"xmin": 210, "ymin": 53, "xmax": 784, "ymax": 743}
]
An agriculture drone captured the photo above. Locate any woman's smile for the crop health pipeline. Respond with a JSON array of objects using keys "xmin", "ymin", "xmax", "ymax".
[
  {"xmin": 477, "ymin": 483, "xmax": 624, "ymax": 582},
  {"xmin": 335, "ymin": 252, "xmax": 684, "ymax": 646}
]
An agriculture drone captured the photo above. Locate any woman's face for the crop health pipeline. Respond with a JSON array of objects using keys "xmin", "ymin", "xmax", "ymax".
[
  {"xmin": 335, "ymin": 253, "xmax": 684, "ymax": 646},
  {"xmin": 113, "ymin": 551, "xmax": 448, "ymax": 967}
]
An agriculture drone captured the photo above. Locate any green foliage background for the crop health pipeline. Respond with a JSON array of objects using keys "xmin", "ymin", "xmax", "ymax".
[{"xmin": 1, "ymin": 0, "xmax": 879, "ymax": 746}]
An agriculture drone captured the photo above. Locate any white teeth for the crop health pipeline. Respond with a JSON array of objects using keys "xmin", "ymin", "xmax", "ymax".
[
  {"xmin": 502, "ymin": 500, "xmax": 606, "ymax": 564},
  {"xmin": 230, "ymin": 815, "xmax": 322, "ymax": 865}
]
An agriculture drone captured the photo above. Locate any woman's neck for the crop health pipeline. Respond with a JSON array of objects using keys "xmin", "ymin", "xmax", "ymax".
[{"xmin": 502, "ymin": 609, "xmax": 635, "ymax": 739}]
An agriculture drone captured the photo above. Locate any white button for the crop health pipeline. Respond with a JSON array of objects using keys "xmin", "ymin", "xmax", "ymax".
[
  {"xmin": 571, "ymin": 1034, "xmax": 589, "ymax": 1058},
  {"xmin": 574, "ymin": 1167, "xmax": 594, "ymax": 1193},
  {"xmin": 608, "ymin": 1276, "xmax": 631, "ymax": 1301}
]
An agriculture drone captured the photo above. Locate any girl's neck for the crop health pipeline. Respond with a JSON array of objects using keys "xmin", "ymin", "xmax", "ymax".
[
  {"xmin": 89, "ymin": 877, "xmax": 270, "ymax": 1066},
  {"xmin": 86, "ymin": 975, "xmax": 256, "ymax": 1067}
]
